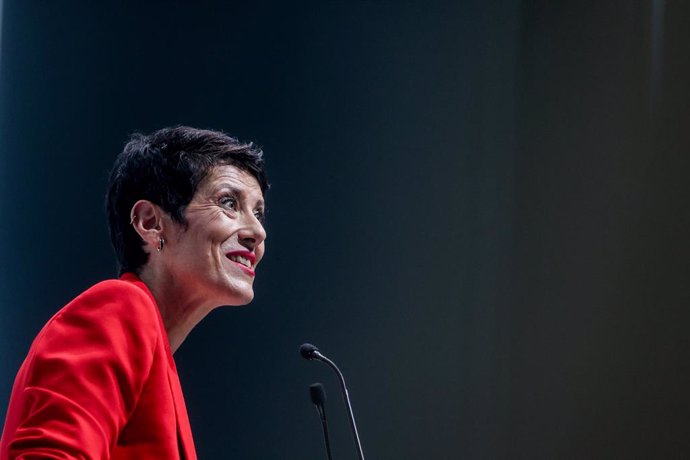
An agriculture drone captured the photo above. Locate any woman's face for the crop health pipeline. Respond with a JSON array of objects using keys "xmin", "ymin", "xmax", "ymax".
[{"xmin": 161, "ymin": 164, "xmax": 266, "ymax": 308}]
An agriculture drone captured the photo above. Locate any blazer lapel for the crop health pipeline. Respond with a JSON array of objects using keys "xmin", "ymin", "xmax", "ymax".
[{"xmin": 167, "ymin": 352, "xmax": 197, "ymax": 460}]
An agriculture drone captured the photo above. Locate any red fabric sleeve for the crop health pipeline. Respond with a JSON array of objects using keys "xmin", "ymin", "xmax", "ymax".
[{"xmin": 5, "ymin": 280, "xmax": 160, "ymax": 460}]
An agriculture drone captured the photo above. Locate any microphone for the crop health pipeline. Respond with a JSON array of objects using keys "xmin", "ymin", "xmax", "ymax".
[
  {"xmin": 299, "ymin": 343, "xmax": 366, "ymax": 460},
  {"xmin": 300, "ymin": 343, "xmax": 322, "ymax": 360},
  {"xmin": 309, "ymin": 383, "xmax": 333, "ymax": 460}
]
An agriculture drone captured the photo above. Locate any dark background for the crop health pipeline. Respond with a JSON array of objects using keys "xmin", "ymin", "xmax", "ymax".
[{"xmin": 1, "ymin": 1, "xmax": 689, "ymax": 458}]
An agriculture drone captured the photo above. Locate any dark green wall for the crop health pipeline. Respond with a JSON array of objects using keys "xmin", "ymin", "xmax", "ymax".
[{"xmin": 1, "ymin": 1, "xmax": 688, "ymax": 458}]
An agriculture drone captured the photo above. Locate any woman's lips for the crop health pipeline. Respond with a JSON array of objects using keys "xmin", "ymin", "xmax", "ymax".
[{"xmin": 226, "ymin": 251, "xmax": 256, "ymax": 277}]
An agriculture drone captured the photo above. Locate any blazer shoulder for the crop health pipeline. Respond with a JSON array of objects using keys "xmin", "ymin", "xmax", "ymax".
[
  {"xmin": 81, "ymin": 277, "xmax": 154, "ymax": 303},
  {"xmin": 66, "ymin": 278, "xmax": 159, "ymax": 321},
  {"xmin": 36, "ymin": 278, "xmax": 164, "ymax": 356}
]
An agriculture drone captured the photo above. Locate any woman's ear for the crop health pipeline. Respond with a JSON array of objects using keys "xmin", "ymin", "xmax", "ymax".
[{"xmin": 130, "ymin": 200, "xmax": 164, "ymax": 252}]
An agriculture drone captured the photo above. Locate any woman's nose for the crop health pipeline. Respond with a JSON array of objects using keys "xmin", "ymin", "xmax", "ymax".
[{"xmin": 238, "ymin": 214, "xmax": 266, "ymax": 248}]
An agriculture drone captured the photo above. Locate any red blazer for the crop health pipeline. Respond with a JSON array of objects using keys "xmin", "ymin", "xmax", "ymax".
[{"xmin": 0, "ymin": 274, "xmax": 197, "ymax": 460}]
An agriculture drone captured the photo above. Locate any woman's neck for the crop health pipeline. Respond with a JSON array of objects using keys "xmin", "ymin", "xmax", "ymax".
[{"xmin": 137, "ymin": 267, "xmax": 214, "ymax": 353}]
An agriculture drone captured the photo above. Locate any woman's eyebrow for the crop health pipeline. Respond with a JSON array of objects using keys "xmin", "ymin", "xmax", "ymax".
[
  {"xmin": 214, "ymin": 183, "xmax": 240, "ymax": 194},
  {"xmin": 215, "ymin": 183, "xmax": 265, "ymax": 207}
]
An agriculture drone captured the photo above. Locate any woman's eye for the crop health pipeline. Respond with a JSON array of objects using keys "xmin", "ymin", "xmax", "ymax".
[
  {"xmin": 219, "ymin": 196, "xmax": 237, "ymax": 209},
  {"xmin": 254, "ymin": 209, "xmax": 265, "ymax": 224}
]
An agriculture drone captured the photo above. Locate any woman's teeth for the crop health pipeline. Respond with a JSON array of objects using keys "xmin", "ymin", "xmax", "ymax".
[{"xmin": 229, "ymin": 255, "xmax": 251, "ymax": 268}]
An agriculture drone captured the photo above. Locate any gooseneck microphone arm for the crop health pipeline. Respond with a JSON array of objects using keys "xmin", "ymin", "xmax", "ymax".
[{"xmin": 300, "ymin": 344, "xmax": 365, "ymax": 460}]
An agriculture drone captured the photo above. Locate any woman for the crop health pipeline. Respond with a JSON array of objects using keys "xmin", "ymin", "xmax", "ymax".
[{"xmin": 0, "ymin": 126, "xmax": 268, "ymax": 459}]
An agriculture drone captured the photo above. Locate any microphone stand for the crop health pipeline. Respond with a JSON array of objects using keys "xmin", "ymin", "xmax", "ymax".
[{"xmin": 310, "ymin": 383, "xmax": 333, "ymax": 460}]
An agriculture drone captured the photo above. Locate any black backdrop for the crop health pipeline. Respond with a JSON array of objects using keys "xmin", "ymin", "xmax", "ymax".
[{"xmin": 1, "ymin": 1, "xmax": 689, "ymax": 458}]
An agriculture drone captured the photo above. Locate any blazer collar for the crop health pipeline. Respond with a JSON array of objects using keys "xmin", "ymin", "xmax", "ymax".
[{"xmin": 121, "ymin": 273, "xmax": 198, "ymax": 460}]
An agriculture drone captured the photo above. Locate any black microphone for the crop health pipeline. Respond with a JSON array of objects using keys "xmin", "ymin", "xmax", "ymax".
[
  {"xmin": 299, "ymin": 343, "xmax": 365, "ymax": 460},
  {"xmin": 309, "ymin": 383, "xmax": 333, "ymax": 460},
  {"xmin": 300, "ymin": 343, "xmax": 320, "ymax": 360}
]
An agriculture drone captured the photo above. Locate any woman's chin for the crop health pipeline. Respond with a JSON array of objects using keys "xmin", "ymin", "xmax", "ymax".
[{"xmin": 217, "ymin": 289, "xmax": 254, "ymax": 307}]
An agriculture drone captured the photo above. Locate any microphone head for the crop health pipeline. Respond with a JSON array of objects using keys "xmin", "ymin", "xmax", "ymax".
[
  {"xmin": 300, "ymin": 343, "xmax": 319, "ymax": 360},
  {"xmin": 309, "ymin": 382, "xmax": 327, "ymax": 406}
]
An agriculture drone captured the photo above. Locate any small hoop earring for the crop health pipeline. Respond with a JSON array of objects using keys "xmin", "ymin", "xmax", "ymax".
[
  {"xmin": 157, "ymin": 237, "xmax": 165, "ymax": 252},
  {"xmin": 130, "ymin": 215, "xmax": 136, "ymax": 225}
]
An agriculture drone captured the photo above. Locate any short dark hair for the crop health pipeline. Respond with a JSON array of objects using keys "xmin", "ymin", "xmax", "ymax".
[{"xmin": 105, "ymin": 126, "xmax": 268, "ymax": 275}]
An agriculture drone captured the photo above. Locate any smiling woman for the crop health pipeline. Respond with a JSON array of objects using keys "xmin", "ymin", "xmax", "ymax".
[
  {"xmin": 0, "ymin": 126, "xmax": 268, "ymax": 460},
  {"xmin": 136, "ymin": 163, "xmax": 267, "ymax": 351}
]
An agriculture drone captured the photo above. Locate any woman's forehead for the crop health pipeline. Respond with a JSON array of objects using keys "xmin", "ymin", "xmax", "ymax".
[{"xmin": 200, "ymin": 165, "xmax": 264, "ymax": 198}]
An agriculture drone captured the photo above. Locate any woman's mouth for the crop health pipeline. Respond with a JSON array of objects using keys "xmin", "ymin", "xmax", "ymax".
[
  {"xmin": 228, "ymin": 254, "xmax": 252, "ymax": 268},
  {"xmin": 226, "ymin": 251, "xmax": 256, "ymax": 276}
]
